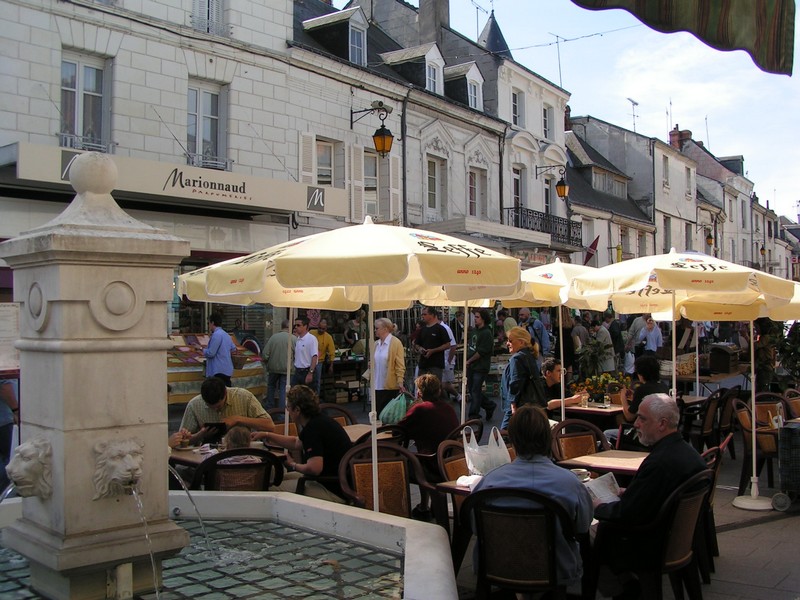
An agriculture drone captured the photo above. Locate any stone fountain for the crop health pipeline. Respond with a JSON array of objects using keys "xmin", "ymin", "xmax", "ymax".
[{"xmin": 0, "ymin": 152, "xmax": 191, "ymax": 599}]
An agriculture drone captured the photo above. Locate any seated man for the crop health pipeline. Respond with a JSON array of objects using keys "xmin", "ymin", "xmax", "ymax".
[
  {"xmin": 473, "ymin": 405, "xmax": 593, "ymax": 589},
  {"xmin": 176, "ymin": 376, "xmax": 275, "ymax": 447},
  {"xmin": 593, "ymin": 393, "xmax": 706, "ymax": 585},
  {"xmin": 540, "ymin": 358, "xmax": 583, "ymax": 414},
  {"xmin": 605, "ymin": 354, "xmax": 668, "ymax": 447},
  {"xmin": 252, "ymin": 385, "xmax": 352, "ymax": 503}
]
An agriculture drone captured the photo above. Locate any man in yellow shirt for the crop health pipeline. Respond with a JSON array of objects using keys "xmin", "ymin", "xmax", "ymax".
[{"xmin": 312, "ymin": 319, "xmax": 336, "ymax": 398}]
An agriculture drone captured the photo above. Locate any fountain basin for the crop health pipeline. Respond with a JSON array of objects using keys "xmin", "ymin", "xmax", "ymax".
[{"xmin": 2, "ymin": 492, "xmax": 458, "ymax": 600}]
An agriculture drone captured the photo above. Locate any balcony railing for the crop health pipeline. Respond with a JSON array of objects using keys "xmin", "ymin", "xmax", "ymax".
[
  {"xmin": 58, "ymin": 133, "xmax": 115, "ymax": 154},
  {"xmin": 503, "ymin": 207, "xmax": 582, "ymax": 248},
  {"xmin": 186, "ymin": 153, "xmax": 233, "ymax": 171}
]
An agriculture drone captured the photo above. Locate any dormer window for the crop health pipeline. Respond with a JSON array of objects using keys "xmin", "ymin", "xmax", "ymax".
[
  {"xmin": 350, "ymin": 24, "xmax": 366, "ymax": 66},
  {"xmin": 426, "ymin": 64, "xmax": 439, "ymax": 92}
]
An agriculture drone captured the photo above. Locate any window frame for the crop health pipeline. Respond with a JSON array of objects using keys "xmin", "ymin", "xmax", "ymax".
[
  {"xmin": 349, "ymin": 24, "xmax": 366, "ymax": 66},
  {"xmin": 187, "ymin": 80, "xmax": 227, "ymax": 169},
  {"xmin": 511, "ymin": 90, "xmax": 523, "ymax": 126},
  {"xmin": 316, "ymin": 140, "xmax": 334, "ymax": 186},
  {"xmin": 60, "ymin": 52, "xmax": 109, "ymax": 151},
  {"xmin": 662, "ymin": 155, "xmax": 670, "ymax": 186},
  {"xmin": 192, "ymin": 0, "xmax": 226, "ymax": 36},
  {"xmin": 467, "ymin": 81, "xmax": 480, "ymax": 110},
  {"xmin": 427, "ymin": 158, "xmax": 439, "ymax": 210},
  {"xmin": 364, "ymin": 152, "xmax": 378, "ymax": 216},
  {"xmin": 426, "ymin": 64, "xmax": 439, "ymax": 93},
  {"xmin": 542, "ymin": 104, "xmax": 552, "ymax": 139}
]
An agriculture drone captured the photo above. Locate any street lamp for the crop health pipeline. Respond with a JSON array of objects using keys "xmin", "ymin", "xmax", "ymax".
[{"xmin": 351, "ymin": 101, "xmax": 394, "ymax": 158}]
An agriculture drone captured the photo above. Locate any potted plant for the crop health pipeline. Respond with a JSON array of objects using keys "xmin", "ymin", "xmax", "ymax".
[
  {"xmin": 570, "ymin": 372, "xmax": 632, "ymax": 404},
  {"xmin": 575, "ymin": 337, "xmax": 613, "ymax": 379}
]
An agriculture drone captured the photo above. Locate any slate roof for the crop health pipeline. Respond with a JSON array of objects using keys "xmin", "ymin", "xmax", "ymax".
[
  {"xmin": 566, "ymin": 149, "xmax": 650, "ymax": 224},
  {"xmin": 477, "ymin": 11, "xmax": 513, "ymax": 59},
  {"xmin": 567, "ymin": 134, "xmax": 629, "ymax": 179}
]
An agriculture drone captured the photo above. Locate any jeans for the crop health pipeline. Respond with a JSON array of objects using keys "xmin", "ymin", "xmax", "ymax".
[
  {"xmin": 468, "ymin": 370, "xmax": 495, "ymax": 418},
  {"xmin": 266, "ymin": 372, "xmax": 287, "ymax": 409},
  {"xmin": 291, "ymin": 367, "xmax": 316, "ymax": 390},
  {"xmin": 0, "ymin": 422, "xmax": 12, "ymax": 493}
]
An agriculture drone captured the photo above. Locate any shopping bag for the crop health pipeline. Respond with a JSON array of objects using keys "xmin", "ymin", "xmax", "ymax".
[
  {"xmin": 378, "ymin": 391, "xmax": 414, "ymax": 425},
  {"xmin": 462, "ymin": 426, "xmax": 511, "ymax": 476},
  {"xmin": 623, "ymin": 351, "xmax": 635, "ymax": 374}
]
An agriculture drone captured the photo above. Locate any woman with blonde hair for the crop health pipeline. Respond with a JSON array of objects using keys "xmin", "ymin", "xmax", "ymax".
[
  {"xmin": 499, "ymin": 326, "xmax": 543, "ymax": 430},
  {"xmin": 373, "ymin": 317, "xmax": 406, "ymax": 414}
]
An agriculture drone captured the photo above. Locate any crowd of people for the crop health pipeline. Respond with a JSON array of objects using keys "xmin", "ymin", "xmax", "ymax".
[{"xmin": 163, "ymin": 307, "xmax": 741, "ymax": 597}]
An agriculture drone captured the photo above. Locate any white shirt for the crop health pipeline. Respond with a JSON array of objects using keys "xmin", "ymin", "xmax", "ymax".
[
  {"xmin": 440, "ymin": 321, "xmax": 458, "ymax": 364},
  {"xmin": 294, "ymin": 332, "xmax": 318, "ymax": 369},
  {"xmin": 374, "ymin": 334, "xmax": 393, "ymax": 390}
]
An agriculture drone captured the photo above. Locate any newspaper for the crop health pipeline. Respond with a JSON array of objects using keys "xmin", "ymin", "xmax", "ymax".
[{"xmin": 584, "ymin": 472, "xmax": 621, "ymax": 504}]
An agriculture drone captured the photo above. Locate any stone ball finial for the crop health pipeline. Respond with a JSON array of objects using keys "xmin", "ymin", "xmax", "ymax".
[{"xmin": 69, "ymin": 152, "xmax": 118, "ymax": 195}]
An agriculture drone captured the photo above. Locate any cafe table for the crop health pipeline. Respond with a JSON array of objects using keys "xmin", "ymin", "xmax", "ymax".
[
  {"xmin": 169, "ymin": 442, "xmax": 284, "ymax": 468},
  {"xmin": 676, "ymin": 364, "xmax": 750, "ymax": 395},
  {"xmin": 557, "ymin": 449, "xmax": 649, "ymax": 478},
  {"xmin": 342, "ymin": 423, "xmax": 392, "ymax": 444},
  {"xmin": 564, "ymin": 404, "xmax": 624, "ymax": 430}
]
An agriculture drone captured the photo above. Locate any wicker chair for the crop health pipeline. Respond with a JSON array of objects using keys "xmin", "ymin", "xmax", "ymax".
[
  {"xmin": 734, "ymin": 399, "xmax": 779, "ymax": 495},
  {"xmin": 550, "ymin": 419, "xmax": 611, "ymax": 461},
  {"xmin": 189, "ymin": 448, "xmax": 284, "ymax": 491},
  {"xmin": 267, "ymin": 407, "xmax": 297, "ymax": 436},
  {"xmin": 685, "ymin": 390, "xmax": 723, "ymax": 452},
  {"xmin": 353, "ymin": 423, "xmax": 409, "ymax": 447},
  {"xmin": 716, "ymin": 386, "xmax": 741, "ymax": 459},
  {"xmin": 783, "ymin": 390, "xmax": 800, "ymax": 419},
  {"xmin": 337, "ymin": 441, "xmax": 440, "ymax": 519},
  {"xmin": 460, "ymin": 487, "xmax": 581, "ymax": 599}
]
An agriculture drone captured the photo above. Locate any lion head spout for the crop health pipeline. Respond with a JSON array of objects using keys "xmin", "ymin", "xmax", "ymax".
[
  {"xmin": 92, "ymin": 439, "xmax": 144, "ymax": 500},
  {"xmin": 7, "ymin": 437, "xmax": 53, "ymax": 499}
]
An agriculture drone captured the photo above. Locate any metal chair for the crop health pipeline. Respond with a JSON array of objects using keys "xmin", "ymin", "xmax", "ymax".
[
  {"xmin": 686, "ymin": 390, "xmax": 723, "ymax": 452},
  {"xmin": 447, "ymin": 418, "xmax": 484, "ymax": 443},
  {"xmin": 460, "ymin": 487, "xmax": 580, "ymax": 599},
  {"xmin": 716, "ymin": 385, "xmax": 741, "ymax": 459},
  {"xmin": 590, "ymin": 469, "xmax": 714, "ymax": 600},
  {"xmin": 353, "ymin": 423, "xmax": 409, "ymax": 447},
  {"xmin": 550, "ymin": 419, "xmax": 611, "ymax": 461},
  {"xmin": 189, "ymin": 448, "xmax": 284, "ymax": 491}
]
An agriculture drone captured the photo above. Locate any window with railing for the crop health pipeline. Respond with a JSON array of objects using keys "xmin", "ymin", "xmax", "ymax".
[
  {"xmin": 60, "ymin": 54, "xmax": 111, "ymax": 153},
  {"xmin": 187, "ymin": 83, "xmax": 229, "ymax": 170}
]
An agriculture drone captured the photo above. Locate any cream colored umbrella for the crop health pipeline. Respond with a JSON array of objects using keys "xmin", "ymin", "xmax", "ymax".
[{"xmin": 200, "ymin": 217, "xmax": 521, "ymax": 511}]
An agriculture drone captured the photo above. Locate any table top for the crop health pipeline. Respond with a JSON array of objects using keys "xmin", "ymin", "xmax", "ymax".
[
  {"xmin": 565, "ymin": 404, "xmax": 624, "ymax": 416},
  {"xmin": 676, "ymin": 364, "xmax": 749, "ymax": 383},
  {"xmin": 557, "ymin": 449, "xmax": 649, "ymax": 476},
  {"xmin": 436, "ymin": 480, "xmax": 472, "ymax": 497},
  {"xmin": 681, "ymin": 395, "xmax": 707, "ymax": 406},
  {"xmin": 342, "ymin": 423, "xmax": 391, "ymax": 443},
  {"xmin": 169, "ymin": 442, "xmax": 284, "ymax": 467}
]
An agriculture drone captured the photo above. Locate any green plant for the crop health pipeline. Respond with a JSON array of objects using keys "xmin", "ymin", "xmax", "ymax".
[
  {"xmin": 570, "ymin": 371, "xmax": 632, "ymax": 395},
  {"xmin": 575, "ymin": 337, "xmax": 613, "ymax": 379}
]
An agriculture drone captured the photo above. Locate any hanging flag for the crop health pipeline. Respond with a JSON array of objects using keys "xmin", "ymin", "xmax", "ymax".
[{"xmin": 584, "ymin": 236, "xmax": 600, "ymax": 265}]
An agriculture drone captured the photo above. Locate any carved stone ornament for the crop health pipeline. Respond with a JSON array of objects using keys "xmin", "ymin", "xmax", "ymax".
[
  {"xmin": 92, "ymin": 439, "xmax": 145, "ymax": 500},
  {"xmin": 425, "ymin": 136, "xmax": 450, "ymax": 158},
  {"xmin": 7, "ymin": 437, "xmax": 53, "ymax": 499}
]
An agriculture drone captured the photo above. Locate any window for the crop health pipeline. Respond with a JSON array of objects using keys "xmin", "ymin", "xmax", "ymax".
[
  {"xmin": 685, "ymin": 167, "xmax": 692, "ymax": 195},
  {"xmin": 426, "ymin": 64, "xmax": 438, "ymax": 93},
  {"xmin": 730, "ymin": 239, "xmax": 736, "ymax": 263},
  {"xmin": 512, "ymin": 167, "xmax": 523, "ymax": 209},
  {"xmin": 620, "ymin": 228, "xmax": 630, "ymax": 253},
  {"xmin": 187, "ymin": 83, "xmax": 227, "ymax": 169},
  {"xmin": 468, "ymin": 170, "xmax": 478, "ymax": 216},
  {"xmin": 316, "ymin": 141, "xmax": 333, "ymax": 186},
  {"xmin": 427, "ymin": 159, "xmax": 439, "ymax": 210},
  {"xmin": 542, "ymin": 105, "xmax": 552, "ymax": 139},
  {"xmin": 663, "ymin": 215, "xmax": 671, "ymax": 252},
  {"xmin": 364, "ymin": 153, "xmax": 378, "ymax": 216},
  {"xmin": 685, "ymin": 222, "xmax": 693, "ymax": 251},
  {"xmin": 638, "ymin": 233, "xmax": 647, "ymax": 257},
  {"xmin": 543, "ymin": 179, "xmax": 552, "ymax": 214},
  {"xmin": 662, "ymin": 155, "xmax": 669, "ymax": 186},
  {"xmin": 192, "ymin": 0, "xmax": 226, "ymax": 36},
  {"xmin": 511, "ymin": 90, "xmax": 523, "ymax": 126},
  {"xmin": 729, "ymin": 198, "xmax": 734, "ymax": 222},
  {"xmin": 468, "ymin": 81, "xmax": 479, "ymax": 110},
  {"xmin": 741, "ymin": 200, "xmax": 747, "ymax": 228},
  {"xmin": 60, "ymin": 55, "xmax": 108, "ymax": 151},
  {"xmin": 350, "ymin": 26, "xmax": 366, "ymax": 66}
]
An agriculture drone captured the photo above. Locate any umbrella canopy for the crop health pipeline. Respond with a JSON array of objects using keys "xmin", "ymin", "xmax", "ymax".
[
  {"xmin": 190, "ymin": 217, "xmax": 521, "ymax": 511},
  {"xmin": 572, "ymin": 249, "xmax": 794, "ymax": 315}
]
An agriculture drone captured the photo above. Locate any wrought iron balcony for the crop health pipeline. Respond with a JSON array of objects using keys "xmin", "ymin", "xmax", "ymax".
[
  {"xmin": 58, "ymin": 133, "xmax": 115, "ymax": 154},
  {"xmin": 186, "ymin": 153, "xmax": 234, "ymax": 171},
  {"xmin": 503, "ymin": 207, "xmax": 582, "ymax": 248}
]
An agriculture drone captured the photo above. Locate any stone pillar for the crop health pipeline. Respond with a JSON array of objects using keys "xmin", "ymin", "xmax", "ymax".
[{"xmin": 0, "ymin": 153, "xmax": 191, "ymax": 599}]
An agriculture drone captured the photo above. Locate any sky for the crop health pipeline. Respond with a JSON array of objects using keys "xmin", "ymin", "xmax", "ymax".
[{"xmin": 333, "ymin": 0, "xmax": 799, "ymax": 221}]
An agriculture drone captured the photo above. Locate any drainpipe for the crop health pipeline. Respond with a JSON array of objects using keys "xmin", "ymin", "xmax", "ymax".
[
  {"xmin": 498, "ymin": 125, "xmax": 508, "ymax": 224},
  {"xmin": 401, "ymin": 87, "xmax": 411, "ymax": 226}
]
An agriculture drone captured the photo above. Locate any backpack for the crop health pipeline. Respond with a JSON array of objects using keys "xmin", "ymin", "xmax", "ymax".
[{"xmin": 517, "ymin": 351, "xmax": 548, "ymax": 410}]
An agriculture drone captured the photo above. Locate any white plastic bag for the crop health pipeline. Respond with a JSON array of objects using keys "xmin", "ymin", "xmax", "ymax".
[
  {"xmin": 623, "ymin": 351, "xmax": 635, "ymax": 374},
  {"xmin": 462, "ymin": 426, "xmax": 511, "ymax": 476}
]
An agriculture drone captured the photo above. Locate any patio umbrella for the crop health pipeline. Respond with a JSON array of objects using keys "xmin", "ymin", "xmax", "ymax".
[
  {"xmin": 200, "ymin": 217, "xmax": 521, "ymax": 511},
  {"xmin": 573, "ymin": 250, "xmax": 794, "ymax": 397}
]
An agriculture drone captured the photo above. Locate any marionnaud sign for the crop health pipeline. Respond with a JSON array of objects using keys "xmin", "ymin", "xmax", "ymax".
[{"xmin": 9, "ymin": 143, "xmax": 347, "ymax": 217}]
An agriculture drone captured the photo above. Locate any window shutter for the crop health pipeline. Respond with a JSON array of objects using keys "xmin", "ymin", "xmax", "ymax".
[
  {"xmin": 102, "ymin": 58, "xmax": 113, "ymax": 146},
  {"xmin": 208, "ymin": 0, "xmax": 223, "ymax": 35},
  {"xmin": 218, "ymin": 85, "xmax": 229, "ymax": 163},
  {"xmin": 351, "ymin": 144, "xmax": 364, "ymax": 223},
  {"xmin": 299, "ymin": 132, "xmax": 315, "ymax": 184},
  {"xmin": 192, "ymin": 0, "xmax": 208, "ymax": 30},
  {"xmin": 389, "ymin": 155, "xmax": 401, "ymax": 223}
]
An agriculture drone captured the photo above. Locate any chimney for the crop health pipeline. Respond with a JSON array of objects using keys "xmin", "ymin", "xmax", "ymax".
[
  {"xmin": 419, "ymin": 0, "xmax": 449, "ymax": 46},
  {"xmin": 668, "ymin": 125, "xmax": 693, "ymax": 150}
]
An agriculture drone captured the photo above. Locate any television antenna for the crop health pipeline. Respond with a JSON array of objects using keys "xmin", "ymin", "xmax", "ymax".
[{"xmin": 626, "ymin": 97, "xmax": 639, "ymax": 132}]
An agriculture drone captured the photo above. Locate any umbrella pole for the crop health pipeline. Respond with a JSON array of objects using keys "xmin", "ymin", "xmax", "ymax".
[
  {"xmin": 559, "ymin": 307, "xmax": 565, "ymax": 422},
  {"xmin": 367, "ymin": 289, "xmax": 379, "ymax": 513},
  {"xmin": 285, "ymin": 307, "xmax": 293, "ymax": 437},
  {"xmin": 461, "ymin": 302, "xmax": 470, "ymax": 424},
  {"xmin": 733, "ymin": 320, "xmax": 773, "ymax": 511},
  {"xmin": 672, "ymin": 292, "xmax": 677, "ymax": 399},
  {"xmin": 695, "ymin": 322, "xmax": 700, "ymax": 395}
]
